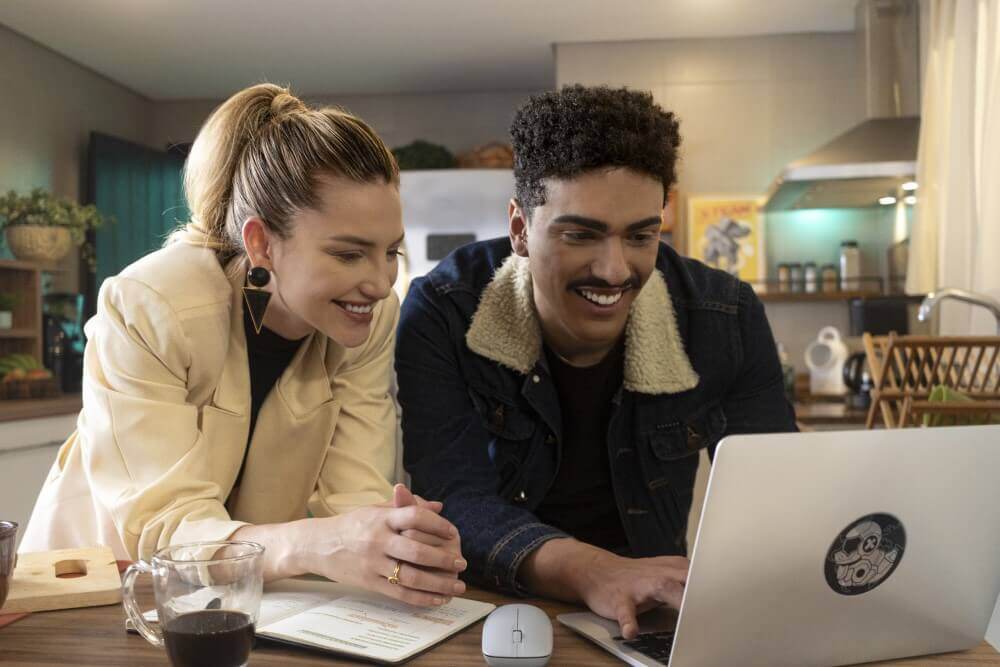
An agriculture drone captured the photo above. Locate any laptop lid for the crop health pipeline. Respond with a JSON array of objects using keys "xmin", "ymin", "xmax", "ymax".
[{"xmin": 667, "ymin": 424, "xmax": 1000, "ymax": 667}]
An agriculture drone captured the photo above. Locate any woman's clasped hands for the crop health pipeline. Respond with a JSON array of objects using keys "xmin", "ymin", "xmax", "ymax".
[{"xmin": 287, "ymin": 484, "xmax": 466, "ymax": 606}]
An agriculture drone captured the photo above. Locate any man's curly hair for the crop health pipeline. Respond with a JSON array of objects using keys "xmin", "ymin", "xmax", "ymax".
[{"xmin": 510, "ymin": 85, "xmax": 680, "ymax": 215}]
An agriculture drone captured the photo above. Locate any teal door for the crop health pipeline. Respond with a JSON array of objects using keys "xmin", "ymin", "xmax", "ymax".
[{"xmin": 87, "ymin": 133, "xmax": 189, "ymax": 290}]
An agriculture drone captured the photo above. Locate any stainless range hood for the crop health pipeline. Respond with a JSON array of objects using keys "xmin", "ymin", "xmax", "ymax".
[
  {"xmin": 764, "ymin": 0, "xmax": 920, "ymax": 211},
  {"xmin": 764, "ymin": 116, "xmax": 919, "ymax": 210}
]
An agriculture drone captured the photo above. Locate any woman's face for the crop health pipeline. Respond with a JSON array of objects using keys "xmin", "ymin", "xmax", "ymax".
[{"xmin": 260, "ymin": 174, "xmax": 403, "ymax": 347}]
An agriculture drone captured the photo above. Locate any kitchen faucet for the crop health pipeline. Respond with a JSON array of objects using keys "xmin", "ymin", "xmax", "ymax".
[{"xmin": 917, "ymin": 288, "xmax": 1000, "ymax": 335}]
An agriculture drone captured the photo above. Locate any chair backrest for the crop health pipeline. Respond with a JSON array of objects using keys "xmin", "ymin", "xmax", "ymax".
[{"xmin": 863, "ymin": 333, "xmax": 1000, "ymax": 428}]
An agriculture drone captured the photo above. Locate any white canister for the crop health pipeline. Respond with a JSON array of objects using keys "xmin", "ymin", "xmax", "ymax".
[{"xmin": 804, "ymin": 326, "xmax": 849, "ymax": 396}]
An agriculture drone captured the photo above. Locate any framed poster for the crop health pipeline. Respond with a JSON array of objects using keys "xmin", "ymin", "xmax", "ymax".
[{"xmin": 686, "ymin": 195, "xmax": 766, "ymax": 286}]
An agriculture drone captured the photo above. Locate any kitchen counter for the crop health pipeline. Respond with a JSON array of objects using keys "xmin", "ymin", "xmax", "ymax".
[
  {"xmin": 0, "ymin": 394, "xmax": 81, "ymax": 423},
  {"xmin": 0, "ymin": 405, "xmax": 78, "ymax": 549},
  {"xmin": 794, "ymin": 401, "xmax": 869, "ymax": 427}
]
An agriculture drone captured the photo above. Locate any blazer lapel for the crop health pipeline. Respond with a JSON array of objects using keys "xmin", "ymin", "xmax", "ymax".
[{"xmin": 231, "ymin": 329, "xmax": 341, "ymax": 523}]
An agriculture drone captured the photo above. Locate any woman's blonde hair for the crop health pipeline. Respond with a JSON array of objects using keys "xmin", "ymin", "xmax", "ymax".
[{"xmin": 174, "ymin": 83, "xmax": 398, "ymax": 261}]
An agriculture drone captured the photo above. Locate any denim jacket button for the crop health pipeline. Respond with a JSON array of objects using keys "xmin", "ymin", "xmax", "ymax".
[
  {"xmin": 545, "ymin": 434, "xmax": 555, "ymax": 445},
  {"xmin": 531, "ymin": 374, "xmax": 540, "ymax": 384},
  {"xmin": 515, "ymin": 490, "xmax": 528, "ymax": 502}
]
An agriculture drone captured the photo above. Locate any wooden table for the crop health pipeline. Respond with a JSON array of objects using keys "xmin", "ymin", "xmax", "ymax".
[{"xmin": 0, "ymin": 580, "xmax": 997, "ymax": 665}]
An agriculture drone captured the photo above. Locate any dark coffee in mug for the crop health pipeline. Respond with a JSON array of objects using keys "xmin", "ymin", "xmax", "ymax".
[
  {"xmin": 0, "ymin": 521, "xmax": 17, "ymax": 610},
  {"xmin": 163, "ymin": 609, "xmax": 254, "ymax": 667}
]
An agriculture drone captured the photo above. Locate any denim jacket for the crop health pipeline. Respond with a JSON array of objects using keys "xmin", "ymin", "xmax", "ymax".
[{"xmin": 395, "ymin": 238, "xmax": 797, "ymax": 593}]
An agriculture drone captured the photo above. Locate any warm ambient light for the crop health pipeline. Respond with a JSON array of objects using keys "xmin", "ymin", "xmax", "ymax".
[
  {"xmin": 902, "ymin": 181, "xmax": 919, "ymax": 191},
  {"xmin": 904, "ymin": 195, "xmax": 917, "ymax": 205},
  {"xmin": 879, "ymin": 196, "xmax": 897, "ymax": 205}
]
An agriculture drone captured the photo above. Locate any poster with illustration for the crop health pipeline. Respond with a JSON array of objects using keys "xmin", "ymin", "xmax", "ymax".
[{"xmin": 686, "ymin": 196, "xmax": 766, "ymax": 287}]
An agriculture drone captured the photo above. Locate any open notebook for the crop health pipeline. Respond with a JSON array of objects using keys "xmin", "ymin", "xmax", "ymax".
[{"xmin": 129, "ymin": 577, "xmax": 495, "ymax": 664}]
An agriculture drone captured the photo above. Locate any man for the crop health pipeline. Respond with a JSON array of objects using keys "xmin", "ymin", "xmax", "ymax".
[{"xmin": 395, "ymin": 85, "xmax": 797, "ymax": 638}]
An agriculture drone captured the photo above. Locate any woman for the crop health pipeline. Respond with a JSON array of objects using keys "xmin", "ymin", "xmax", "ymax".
[{"xmin": 21, "ymin": 84, "xmax": 465, "ymax": 607}]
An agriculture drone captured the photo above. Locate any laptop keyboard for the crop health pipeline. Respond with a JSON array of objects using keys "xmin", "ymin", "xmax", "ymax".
[{"xmin": 620, "ymin": 630, "xmax": 676, "ymax": 663}]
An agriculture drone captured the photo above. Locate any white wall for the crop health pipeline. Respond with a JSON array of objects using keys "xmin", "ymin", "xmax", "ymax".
[
  {"xmin": 0, "ymin": 25, "xmax": 152, "ymax": 197},
  {"xmin": 149, "ymin": 90, "xmax": 541, "ymax": 155},
  {"xmin": 557, "ymin": 33, "xmax": 865, "ymax": 195},
  {"xmin": 0, "ymin": 24, "xmax": 155, "ymax": 292}
]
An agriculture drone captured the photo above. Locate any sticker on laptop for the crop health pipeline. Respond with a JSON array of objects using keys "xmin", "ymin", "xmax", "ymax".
[{"xmin": 825, "ymin": 513, "xmax": 906, "ymax": 596}]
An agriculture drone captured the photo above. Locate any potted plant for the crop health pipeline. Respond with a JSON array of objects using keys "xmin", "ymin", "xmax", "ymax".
[
  {"xmin": 0, "ymin": 188, "xmax": 109, "ymax": 264},
  {"xmin": 0, "ymin": 293, "xmax": 15, "ymax": 329}
]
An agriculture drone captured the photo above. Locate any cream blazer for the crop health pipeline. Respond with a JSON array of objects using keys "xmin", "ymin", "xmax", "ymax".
[{"xmin": 20, "ymin": 241, "xmax": 398, "ymax": 560}]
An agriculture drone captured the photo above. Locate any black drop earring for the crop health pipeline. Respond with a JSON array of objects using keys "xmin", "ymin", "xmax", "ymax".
[{"xmin": 243, "ymin": 266, "xmax": 272, "ymax": 334}]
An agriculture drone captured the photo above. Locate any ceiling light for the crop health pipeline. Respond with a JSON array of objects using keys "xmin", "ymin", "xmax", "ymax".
[
  {"xmin": 901, "ymin": 181, "xmax": 918, "ymax": 191},
  {"xmin": 879, "ymin": 196, "xmax": 897, "ymax": 206},
  {"xmin": 904, "ymin": 195, "xmax": 917, "ymax": 205}
]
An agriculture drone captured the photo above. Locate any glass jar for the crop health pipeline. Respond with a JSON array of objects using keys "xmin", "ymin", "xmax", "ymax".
[
  {"xmin": 777, "ymin": 263, "xmax": 791, "ymax": 293},
  {"xmin": 839, "ymin": 241, "xmax": 861, "ymax": 291},
  {"xmin": 821, "ymin": 264, "xmax": 838, "ymax": 291},
  {"xmin": 804, "ymin": 262, "xmax": 818, "ymax": 293},
  {"xmin": 788, "ymin": 262, "xmax": 804, "ymax": 293}
]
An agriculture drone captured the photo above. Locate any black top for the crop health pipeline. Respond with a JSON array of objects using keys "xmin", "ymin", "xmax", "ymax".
[
  {"xmin": 236, "ymin": 305, "xmax": 305, "ymax": 485},
  {"xmin": 533, "ymin": 339, "xmax": 629, "ymax": 553}
]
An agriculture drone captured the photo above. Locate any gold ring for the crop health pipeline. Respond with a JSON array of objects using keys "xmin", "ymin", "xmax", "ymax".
[{"xmin": 387, "ymin": 560, "xmax": 402, "ymax": 585}]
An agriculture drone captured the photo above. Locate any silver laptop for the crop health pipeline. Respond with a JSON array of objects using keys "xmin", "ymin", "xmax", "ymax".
[{"xmin": 559, "ymin": 424, "xmax": 1000, "ymax": 666}]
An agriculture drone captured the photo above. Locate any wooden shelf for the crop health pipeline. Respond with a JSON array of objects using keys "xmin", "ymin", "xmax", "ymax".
[
  {"xmin": 0, "ymin": 258, "xmax": 43, "ymax": 272},
  {"xmin": 758, "ymin": 290, "xmax": 883, "ymax": 303},
  {"xmin": 0, "ymin": 258, "xmax": 67, "ymax": 273},
  {"xmin": 0, "ymin": 261, "xmax": 42, "ymax": 360},
  {"xmin": 0, "ymin": 328, "xmax": 40, "ymax": 339}
]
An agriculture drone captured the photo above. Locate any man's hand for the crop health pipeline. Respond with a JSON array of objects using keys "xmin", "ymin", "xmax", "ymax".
[
  {"xmin": 393, "ymin": 485, "xmax": 463, "ymax": 553},
  {"xmin": 392, "ymin": 484, "xmax": 465, "ymax": 603},
  {"xmin": 520, "ymin": 538, "xmax": 689, "ymax": 639},
  {"xmin": 576, "ymin": 552, "xmax": 688, "ymax": 639},
  {"xmin": 377, "ymin": 484, "xmax": 442, "ymax": 514}
]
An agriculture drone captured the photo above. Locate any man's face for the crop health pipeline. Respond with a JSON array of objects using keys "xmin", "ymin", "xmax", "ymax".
[{"xmin": 511, "ymin": 167, "xmax": 664, "ymax": 365}]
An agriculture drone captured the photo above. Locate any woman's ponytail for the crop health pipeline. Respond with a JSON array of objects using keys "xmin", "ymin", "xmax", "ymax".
[{"xmin": 171, "ymin": 83, "xmax": 395, "ymax": 261}]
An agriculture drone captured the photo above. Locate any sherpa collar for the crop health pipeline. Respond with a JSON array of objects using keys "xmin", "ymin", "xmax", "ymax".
[{"xmin": 465, "ymin": 254, "xmax": 699, "ymax": 394}]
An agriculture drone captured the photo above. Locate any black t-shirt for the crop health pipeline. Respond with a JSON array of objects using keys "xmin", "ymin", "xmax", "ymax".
[
  {"xmin": 533, "ymin": 340, "xmax": 629, "ymax": 553},
  {"xmin": 235, "ymin": 306, "xmax": 305, "ymax": 485}
]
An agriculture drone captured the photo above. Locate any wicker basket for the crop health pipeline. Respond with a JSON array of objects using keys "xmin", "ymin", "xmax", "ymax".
[
  {"xmin": 456, "ymin": 142, "xmax": 514, "ymax": 169},
  {"xmin": 0, "ymin": 378, "xmax": 60, "ymax": 400},
  {"xmin": 4, "ymin": 225, "xmax": 74, "ymax": 263}
]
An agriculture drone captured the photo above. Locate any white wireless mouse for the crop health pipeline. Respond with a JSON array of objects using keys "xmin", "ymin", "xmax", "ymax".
[{"xmin": 482, "ymin": 603, "xmax": 553, "ymax": 666}]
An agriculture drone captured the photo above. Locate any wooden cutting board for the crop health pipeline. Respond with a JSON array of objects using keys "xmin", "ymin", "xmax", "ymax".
[{"xmin": 0, "ymin": 546, "xmax": 121, "ymax": 614}]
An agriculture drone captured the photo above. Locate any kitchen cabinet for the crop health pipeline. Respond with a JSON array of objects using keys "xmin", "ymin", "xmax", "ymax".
[{"xmin": 0, "ymin": 413, "xmax": 76, "ymax": 548}]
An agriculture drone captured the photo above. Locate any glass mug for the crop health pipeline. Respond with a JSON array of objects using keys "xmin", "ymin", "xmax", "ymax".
[
  {"xmin": 0, "ymin": 521, "xmax": 17, "ymax": 610},
  {"xmin": 122, "ymin": 541, "xmax": 264, "ymax": 667}
]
